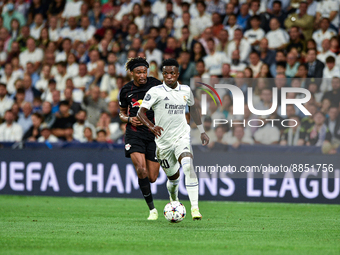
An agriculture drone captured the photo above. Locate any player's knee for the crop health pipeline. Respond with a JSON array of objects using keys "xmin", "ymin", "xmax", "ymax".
[
  {"xmin": 149, "ymin": 175, "xmax": 157, "ymax": 183},
  {"xmin": 136, "ymin": 166, "xmax": 147, "ymax": 178}
]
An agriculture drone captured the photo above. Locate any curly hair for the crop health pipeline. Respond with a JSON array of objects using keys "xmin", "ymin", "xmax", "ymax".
[{"xmin": 125, "ymin": 57, "xmax": 149, "ymax": 72}]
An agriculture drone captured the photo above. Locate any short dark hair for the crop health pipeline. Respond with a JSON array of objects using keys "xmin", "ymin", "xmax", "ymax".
[
  {"xmin": 59, "ymin": 100, "xmax": 69, "ymax": 107},
  {"xmin": 0, "ymin": 82, "xmax": 6, "ymax": 88},
  {"xmin": 276, "ymin": 61, "xmax": 287, "ymax": 69},
  {"xmin": 251, "ymin": 15, "xmax": 261, "ymax": 22},
  {"xmin": 16, "ymin": 88, "xmax": 25, "ymax": 94},
  {"xmin": 144, "ymin": 1, "xmax": 151, "ymax": 7},
  {"xmin": 125, "ymin": 57, "xmax": 149, "ymax": 72},
  {"xmin": 326, "ymin": 56, "xmax": 335, "ymax": 63},
  {"xmin": 162, "ymin": 58, "xmax": 179, "ymax": 68},
  {"xmin": 273, "ymin": 0, "xmax": 282, "ymax": 7},
  {"xmin": 196, "ymin": 0, "xmax": 206, "ymax": 9}
]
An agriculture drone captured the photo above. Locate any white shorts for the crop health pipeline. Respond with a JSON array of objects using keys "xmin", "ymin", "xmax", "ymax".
[{"xmin": 156, "ymin": 133, "xmax": 192, "ymax": 176}]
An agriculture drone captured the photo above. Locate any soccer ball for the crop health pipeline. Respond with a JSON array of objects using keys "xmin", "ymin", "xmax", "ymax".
[{"xmin": 163, "ymin": 201, "xmax": 186, "ymax": 223}]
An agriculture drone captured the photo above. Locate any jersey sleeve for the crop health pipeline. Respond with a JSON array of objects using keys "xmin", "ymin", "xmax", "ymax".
[
  {"xmin": 187, "ymin": 88, "xmax": 195, "ymax": 106},
  {"xmin": 119, "ymin": 87, "xmax": 128, "ymax": 108},
  {"xmin": 140, "ymin": 87, "xmax": 159, "ymax": 110}
]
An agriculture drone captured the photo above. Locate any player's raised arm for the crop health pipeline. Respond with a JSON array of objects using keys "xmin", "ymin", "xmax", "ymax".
[
  {"xmin": 137, "ymin": 107, "xmax": 163, "ymax": 138},
  {"xmin": 189, "ymin": 103, "xmax": 210, "ymax": 146}
]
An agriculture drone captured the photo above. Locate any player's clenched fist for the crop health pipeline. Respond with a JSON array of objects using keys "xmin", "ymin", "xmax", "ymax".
[
  {"xmin": 151, "ymin": 126, "xmax": 164, "ymax": 138},
  {"xmin": 201, "ymin": 133, "xmax": 209, "ymax": 146}
]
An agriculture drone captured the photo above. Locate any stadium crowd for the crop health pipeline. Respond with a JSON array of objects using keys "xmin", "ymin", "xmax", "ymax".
[{"xmin": 0, "ymin": 0, "xmax": 339, "ymax": 153}]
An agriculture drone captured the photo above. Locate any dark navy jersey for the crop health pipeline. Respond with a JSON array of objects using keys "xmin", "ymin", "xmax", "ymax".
[{"xmin": 119, "ymin": 77, "xmax": 162, "ymax": 140}]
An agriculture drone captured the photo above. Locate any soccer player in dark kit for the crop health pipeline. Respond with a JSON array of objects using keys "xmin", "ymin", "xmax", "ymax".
[{"xmin": 119, "ymin": 57, "xmax": 162, "ymax": 220}]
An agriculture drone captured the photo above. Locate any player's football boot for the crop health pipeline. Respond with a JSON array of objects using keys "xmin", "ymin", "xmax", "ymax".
[
  {"xmin": 191, "ymin": 208, "xmax": 202, "ymax": 221},
  {"xmin": 147, "ymin": 208, "xmax": 158, "ymax": 220}
]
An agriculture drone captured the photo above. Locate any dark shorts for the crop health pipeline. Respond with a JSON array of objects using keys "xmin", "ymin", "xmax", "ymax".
[{"xmin": 124, "ymin": 135, "xmax": 158, "ymax": 162}]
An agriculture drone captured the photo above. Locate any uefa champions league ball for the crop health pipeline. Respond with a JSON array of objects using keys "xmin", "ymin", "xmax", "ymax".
[{"xmin": 163, "ymin": 201, "xmax": 186, "ymax": 223}]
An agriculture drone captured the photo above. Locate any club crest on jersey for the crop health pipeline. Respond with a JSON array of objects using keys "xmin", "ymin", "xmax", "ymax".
[
  {"xmin": 183, "ymin": 96, "xmax": 188, "ymax": 102},
  {"xmin": 131, "ymin": 99, "xmax": 143, "ymax": 108},
  {"xmin": 145, "ymin": 94, "xmax": 151, "ymax": 101},
  {"xmin": 125, "ymin": 144, "xmax": 131, "ymax": 150}
]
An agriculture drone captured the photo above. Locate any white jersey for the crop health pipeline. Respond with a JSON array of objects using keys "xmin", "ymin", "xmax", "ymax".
[{"xmin": 141, "ymin": 82, "xmax": 194, "ymax": 150}]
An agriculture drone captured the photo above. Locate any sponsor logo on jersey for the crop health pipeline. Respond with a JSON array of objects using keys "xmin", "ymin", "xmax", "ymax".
[
  {"xmin": 131, "ymin": 99, "xmax": 143, "ymax": 108},
  {"xmin": 165, "ymin": 104, "xmax": 186, "ymax": 110}
]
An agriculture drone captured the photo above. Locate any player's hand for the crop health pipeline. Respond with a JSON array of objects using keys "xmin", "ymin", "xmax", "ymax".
[
  {"xmin": 130, "ymin": 117, "xmax": 143, "ymax": 127},
  {"xmin": 201, "ymin": 133, "xmax": 209, "ymax": 146},
  {"xmin": 151, "ymin": 126, "xmax": 164, "ymax": 138}
]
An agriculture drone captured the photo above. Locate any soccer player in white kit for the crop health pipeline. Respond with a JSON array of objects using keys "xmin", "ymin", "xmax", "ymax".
[{"xmin": 137, "ymin": 59, "xmax": 209, "ymax": 220}]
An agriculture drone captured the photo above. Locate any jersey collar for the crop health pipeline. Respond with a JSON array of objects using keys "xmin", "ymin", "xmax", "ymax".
[{"xmin": 162, "ymin": 82, "xmax": 180, "ymax": 92}]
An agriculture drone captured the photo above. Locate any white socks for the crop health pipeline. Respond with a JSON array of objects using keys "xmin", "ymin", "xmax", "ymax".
[
  {"xmin": 181, "ymin": 157, "xmax": 199, "ymax": 209},
  {"xmin": 166, "ymin": 177, "xmax": 180, "ymax": 201}
]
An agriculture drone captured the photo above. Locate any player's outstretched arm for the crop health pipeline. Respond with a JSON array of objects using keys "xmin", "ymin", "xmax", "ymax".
[
  {"xmin": 119, "ymin": 107, "xmax": 142, "ymax": 127},
  {"xmin": 137, "ymin": 107, "xmax": 164, "ymax": 138},
  {"xmin": 189, "ymin": 104, "xmax": 209, "ymax": 146}
]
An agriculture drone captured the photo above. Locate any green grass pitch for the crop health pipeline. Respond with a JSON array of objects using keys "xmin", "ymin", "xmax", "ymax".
[{"xmin": 0, "ymin": 195, "xmax": 339, "ymax": 255}]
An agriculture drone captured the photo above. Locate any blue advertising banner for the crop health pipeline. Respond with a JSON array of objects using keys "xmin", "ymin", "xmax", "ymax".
[{"xmin": 0, "ymin": 148, "xmax": 339, "ymax": 204}]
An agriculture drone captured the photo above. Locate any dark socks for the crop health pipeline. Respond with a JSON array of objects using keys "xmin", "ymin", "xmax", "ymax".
[{"xmin": 138, "ymin": 177, "xmax": 155, "ymax": 210}]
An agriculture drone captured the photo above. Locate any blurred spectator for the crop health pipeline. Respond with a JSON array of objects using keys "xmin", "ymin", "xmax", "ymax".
[
  {"xmin": 299, "ymin": 111, "xmax": 332, "ymax": 149},
  {"xmin": 207, "ymin": 126, "xmax": 228, "ymax": 151},
  {"xmin": 305, "ymin": 48, "xmax": 324, "ymax": 79},
  {"xmin": 236, "ymin": 3, "xmax": 250, "ymax": 31},
  {"xmin": 37, "ymin": 123, "xmax": 58, "ymax": 142},
  {"xmin": 190, "ymin": 42, "xmax": 206, "ymax": 62},
  {"xmin": 266, "ymin": 17, "xmax": 289, "ymax": 50},
  {"xmin": 192, "ymin": 1, "xmax": 213, "ymax": 35},
  {"xmin": 41, "ymin": 101, "xmax": 55, "ymax": 128},
  {"xmin": 19, "ymin": 37, "xmax": 43, "ymax": 71},
  {"xmin": 2, "ymin": 2, "xmax": 26, "ymax": 31},
  {"xmin": 73, "ymin": 109, "xmax": 96, "ymax": 143},
  {"xmin": 178, "ymin": 50, "xmax": 196, "ymax": 85},
  {"xmin": 315, "ymin": 0, "xmax": 339, "ymax": 31},
  {"xmin": 254, "ymin": 115, "xmax": 281, "ymax": 145},
  {"xmin": 286, "ymin": 26, "xmax": 305, "ymax": 55},
  {"xmin": 73, "ymin": 63, "xmax": 91, "ymax": 92},
  {"xmin": 280, "ymin": 115, "xmax": 301, "ymax": 146},
  {"xmin": 321, "ymin": 77, "xmax": 340, "ymax": 107},
  {"xmin": 0, "ymin": 83, "xmax": 14, "ymax": 118},
  {"xmin": 51, "ymin": 100, "xmax": 76, "ymax": 140},
  {"xmin": 312, "ymin": 18, "xmax": 337, "ymax": 52},
  {"xmin": 326, "ymin": 106, "xmax": 340, "ymax": 145},
  {"xmin": 0, "ymin": 109, "xmax": 23, "ymax": 142},
  {"xmin": 228, "ymin": 28, "xmax": 251, "ymax": 63},
  {"xmin": 83, "ymin": 126, "xmax": 95, "ymax": 143},
  {"xmin": 35, "ymin": 64, "xmax": 51, "ymax": 93},
  {"xmin": 285, "ymin": 52, "xmax": 299, "ymax": 78},
  {"xmin": 224, "ymin": 125, "xmax": 254, "ymax": 148},
  {"xmin": 62, "ymin": 0, "xmax": 83, "ymax": 20},
  {"xmin": 258, "ymin": 38, "xmax": 275, "ymax": 66},
  {"xmin": 83, "ymin": 85, "xmax": 107, "ymax": 125},
  {"xmin": 55, "ymin": 61, "xmax": 70, "ymax": 91},
  {"xmin": 145, "ymin": 38, "xmax": 162, "ymax": 66},
  {"xmin": 244, "ymin": 15, "xmax": 265, "ymax": 50},
  {"xmin": 23, "ymin": 112, "xmax": 43, "ymax": 141},
  {"xmin": 203, "ymin": 39, "xmax": 229, "ymax": 76},
  {"xmin": 224, "ymin": 14, "xmax": 241, "ymax": 41},
  {"xmin": 249, "ymin": 51, "xmax": 263, "ymax": 77},
  {"xmin": 284, "ymin": 1, "xmax": 314, "ymax": 40},
  {"xmin": 18, "ymin": 101, "xmax": 33, "ymax": 133},
  {"xmin": 96, "ymin": 129, "xmax": 108, "ymax": 143}
]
